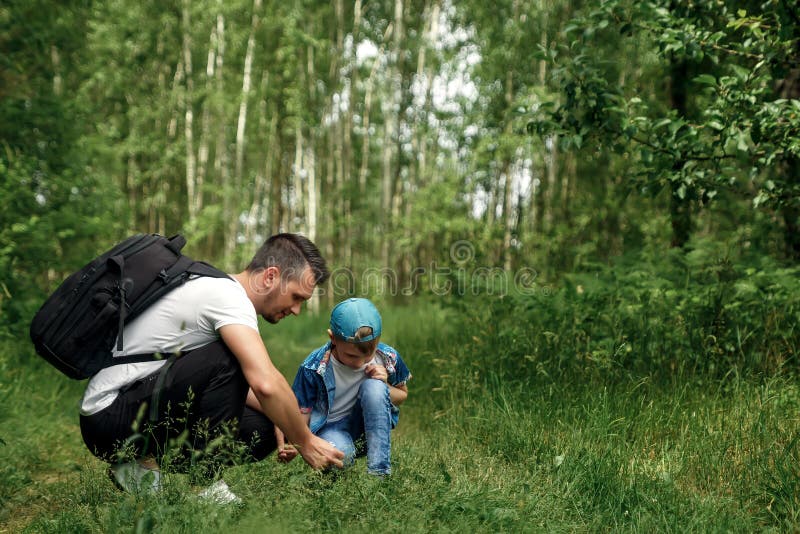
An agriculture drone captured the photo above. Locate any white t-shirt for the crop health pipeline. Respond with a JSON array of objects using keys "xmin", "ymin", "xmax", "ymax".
[
  {"xmin": 326, "ymin": 354, "xmax": 376, "ymax": 423},
  {"xmin": 80, "ymin": 276, "xmax": 258, "ymax": 415}
]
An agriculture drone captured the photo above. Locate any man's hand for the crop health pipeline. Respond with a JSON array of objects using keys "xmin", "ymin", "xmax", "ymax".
[
  {"xmin": 297, "ymin": 434, "xmax": 344, "ymax": 470},
  {"xmin": 365, "ymin": 363, "xmax": 388, "ymax": 383},
  {"xmin": 274, "ymin": 427, "xmax": 299, "ymax": 463}
]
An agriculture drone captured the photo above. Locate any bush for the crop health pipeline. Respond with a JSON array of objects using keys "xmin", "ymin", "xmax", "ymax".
[{"xmin": 443, "ymin": 239, "xmax": 800, "ymax": 383}]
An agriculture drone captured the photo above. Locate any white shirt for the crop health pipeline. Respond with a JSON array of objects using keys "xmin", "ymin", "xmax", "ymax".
[
  {"xmin": 80, "ymin": 276, "xmax": 257, "ymax": 415},
  {"xmin": 327, "ymin": 354, "xmax": 376, "ymax": 423}
]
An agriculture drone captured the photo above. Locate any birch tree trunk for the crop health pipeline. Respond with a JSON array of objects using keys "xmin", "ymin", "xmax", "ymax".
[
  {"xmin": 243, "ymin": 70, "xmax": 272, "ymax": 253},
  {"xmin": 325, "ymin": 121, "xmax": 335, "ymax": 290},
  {"xmin": 307, "ymin": 144, "xmax": 319, "ymax": 312},
  {"xmin": 502, "ymin": 73, "xmax": 515, "ymax": 271},
  {"xmin": 381, "ymin": 0, "xmax": 403, "ymax": 268},
  {"xmin": 348, "ymin": 0, "xmax": 360, "ymax": 193},
  {"xmin": 293, "ymin": 121, "xmax": 306, "ymax": 234},
  {"xmin": 545, "ymin": 136, "xmax": 557, "ymax": 232},
  {"xmin": 416, "ymin": 0, "xmax": 439, "ymax": 184},
  {"xmin": 235, "ymin": 0, "xmax": 261, "ymax": 184},
  {"xmin": 164, "ymin": 57, "xmax": 185, "ymax": 237},
  {"xmin": 305, "ymin": 38, "xmax": 316, "ymax": 241},
  {"xmin": 502, "ymin": 161, "xmax": 515, "ymax": 271},
  {"xmin": 225, "ymin": 0, "xmax": 262, "ymax": 263},
  {"xmin": 501, "ymin": 0, "xmax": 520, "ymax": 270},
  {"xmin": 358, "ymin": 24, "xmax": 392, "ymax": 193},
  {"xmin": 182, "ymin": 0, "xmax": 197, "ymax": 225},
  {"xmin": 213, "ymin": 11, "xmax": 231, "ymax": 256},
  {"xmin": 196, "ymin": 23, "xmax": 219, "ymax": 217}
]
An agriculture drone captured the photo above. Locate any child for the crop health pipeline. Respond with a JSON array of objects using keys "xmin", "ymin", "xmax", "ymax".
[{"xmin": 276, "ymin": 298, "xmax": 411, "ymax": 476}]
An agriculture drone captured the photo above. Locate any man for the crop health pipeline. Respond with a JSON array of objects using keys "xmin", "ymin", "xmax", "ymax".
[{"xmin": 79, "ymin": 233, "xmax": 343, "ymax": 500}]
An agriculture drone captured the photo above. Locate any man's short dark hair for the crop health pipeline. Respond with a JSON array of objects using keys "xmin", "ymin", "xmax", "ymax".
[{"xmin": 247, "ymin": 233, "xmax": 330, "ymax": 285}]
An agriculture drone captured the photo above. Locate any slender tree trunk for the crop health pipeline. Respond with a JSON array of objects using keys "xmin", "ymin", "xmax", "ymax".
[
  {"xmin": 270, "ymin": 124, "xmax": 285, "ymax": 235},
  {"xmin": 537, "ymin": 138, "xmax": 555, "ymax": 236},
  {"xmin": 500, "ymin": 0, "xmax": 521, "ymax": 270},
  {"xmin": 164, "ymin": 58, "xmax": 185, "ymax": 236},
  {"xmin": 502, "ymin": 160, "xmax": 515, "ymax": 271},
  {"xmin": 263, "ymin": 112, "xmax": 278, "ymax": 229},
  {"xmin": 540, "ymin": 19, "xmax": 556, "ymax": 237},
  {"xmin": 307, "ymin": 144, "xmax": 319, "ymax": 312},
  {"xmin": 416, "ymin": 0, "xmax": 439, "ymax": 186},
  {"xmin": 322, "ymin": 123, "xmax": 336, "ymax": 307},
  {"xmin": 235, "ymin": 0, "xmax": 261, "ymax": 183},
  {"xmin": 547, "ymin": 136, "xmax": 560, "ymax": 232},
  {"xmin": 486, "ymin": 174, "xmax": 498, "ymax": 228},
  {"xmin": 501, "ymin": 73, "xmax": 516, "ymax": 268},
  {"xmin": 409, "ymin": 0, "xmax": 430, "ymax": 194},
  {"xmin": 326, "ymin": 122, "xmax": 336, "ymax": 280},
  {"xmin": 293, "ymin": 121, "xmax": 306, "ymax": 234},
  {"xmin": 182, "ymin": 0, "xmax": 197, "ymax": 225},
  {"xmin": 381, "ymin": 0, "xmax": 403, "ymax": 268},
  {"xmin": 213, "ymin": 11, "xmax": 230, "ymax": 257},
  {"xmin": 197, "ymin": 23, "xmax": 219, "ymax": 217},
  {"xmin": 348, "ymin": 0, "xmax": 360, "ymax": 192},
  {"xmin": 226, "ymin": 0, "xmax": 262, "ymax": 263},
  {"xmin": 358, "ymin": 25, "xmax": 391, "ymax": 192},
  {"xmin": 307, "ymin": 146, "xmax": 317, "ymax": 251},
  {"xmin": 168, "ymin": 58, "xmax": 184, "ymax": 140},
  {"xmin": 243, "ymin": 70, "xmax": 271, "ymax": 253}
]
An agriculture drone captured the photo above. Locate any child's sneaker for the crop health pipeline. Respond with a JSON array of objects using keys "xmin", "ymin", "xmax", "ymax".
[
  {"xmin": 108, "ymin": 461, "xmax": 162, "ymax": 494},
  {"xmin": 197, "ymin": 479, "xmax": 242, "ymax": 505}
]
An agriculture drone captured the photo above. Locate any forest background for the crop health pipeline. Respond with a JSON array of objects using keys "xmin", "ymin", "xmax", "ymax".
[{"xmin": 2, "ymin": 0, "xmax": 800, "ymax": 531}]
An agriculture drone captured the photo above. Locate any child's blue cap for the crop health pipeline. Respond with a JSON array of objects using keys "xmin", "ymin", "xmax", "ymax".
[{"xmin": 330, "ymin": 298, "xmax": 382, "ymax": 343}]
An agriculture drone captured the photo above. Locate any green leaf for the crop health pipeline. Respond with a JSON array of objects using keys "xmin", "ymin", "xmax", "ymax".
[
  {"xmin": 737, "ymin": 131, "xmax": 750, "ymax": 152},
  {"xmin": 694, "ymin": 74, "xmax": 716, "ymax": 86}
]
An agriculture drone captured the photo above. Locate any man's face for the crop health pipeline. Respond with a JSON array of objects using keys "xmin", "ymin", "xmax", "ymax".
[{"xmin": 258, "ymin": 265, "xmax": 316, "ymax": 324}]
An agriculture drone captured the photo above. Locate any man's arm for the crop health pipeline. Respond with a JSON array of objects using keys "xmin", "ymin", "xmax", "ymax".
[
  {"xmin": 275, "ymin": 412, "xmax": 310, "ymax": 463},
  {"xmin": 218, "ymin": 324, "xmax": 343, "ymax": 469}
]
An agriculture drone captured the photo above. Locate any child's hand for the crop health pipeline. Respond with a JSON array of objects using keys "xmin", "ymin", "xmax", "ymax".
[
  {"xmin": 274, "ymin": 426, "xmax": 299, "ymax": 463},
  {"xmin": 365, "ymin": 363, "xmax": 388, "ymax": 383}
]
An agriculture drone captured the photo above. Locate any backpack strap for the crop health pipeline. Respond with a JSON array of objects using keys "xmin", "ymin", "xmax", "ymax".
[
  {"xmin": 186, "ymin": 261, "xmax": 229, "ymax": 279},
  {"xmin": 165, "ymin": 234, "xmax": 186, "ymax": 255},
  {"xmin": 107, "ymin": 254, "xmax": 131, "ymax": 351},
  {"xmin": 108, "ymin": 352, "xmax": 172, "ymax": 366},
  {"xmin": 105, "ymin": 260, "xmax": 230, "ymax": 370},
  {"xmin": 160, "ymin": 257, "xmax": 228, "ymax": 284}
]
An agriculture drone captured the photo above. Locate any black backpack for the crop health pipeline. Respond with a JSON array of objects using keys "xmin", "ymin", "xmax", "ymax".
[{"xmin": 29, "ymin": 233, "xmax": 229, "ymax": 379}]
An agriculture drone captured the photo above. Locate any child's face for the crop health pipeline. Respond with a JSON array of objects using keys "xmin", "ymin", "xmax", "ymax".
[{"xmin": 331, "ymin": 339, "xmax": 375, "ymax": 370}]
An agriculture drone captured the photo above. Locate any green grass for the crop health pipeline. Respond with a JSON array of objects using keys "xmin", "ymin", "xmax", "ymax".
[{"xmin": 1, "ymin": 300, "xmax": 799, "ymax": 532}]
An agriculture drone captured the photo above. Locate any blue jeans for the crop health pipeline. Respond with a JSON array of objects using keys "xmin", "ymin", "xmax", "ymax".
[{"xmin": 316, "ymin": 379, "xmax": 392, "ymax": 475}]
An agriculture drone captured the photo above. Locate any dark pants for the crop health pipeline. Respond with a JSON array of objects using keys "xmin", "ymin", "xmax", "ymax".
[{"xmin": 80, "ymin": 340, "xmax": 278, "ymax": 466}]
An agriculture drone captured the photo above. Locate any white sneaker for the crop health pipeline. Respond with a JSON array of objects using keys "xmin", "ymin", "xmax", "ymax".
[
  {"xmin": 108, "ymin": 461, "xmax": 162, "ymax": 494},
  {"xmin": 198, "ymin": 479, "xmax": 242, "ymax": 505}
]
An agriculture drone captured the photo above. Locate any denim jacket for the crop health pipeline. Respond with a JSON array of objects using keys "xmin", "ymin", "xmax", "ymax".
[{"xmin": 292, "ymin": 341, "xmax": 412, "ymax": 433}]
